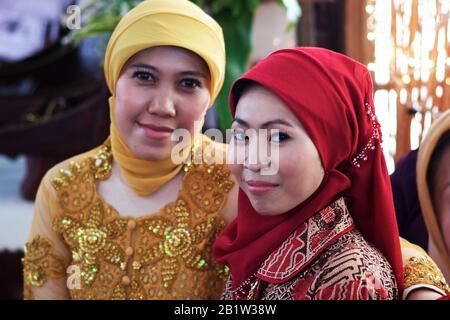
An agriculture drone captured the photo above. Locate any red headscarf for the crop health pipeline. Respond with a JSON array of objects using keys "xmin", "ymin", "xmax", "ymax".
[{"xmin": 214, "ymin": 47, "xmax": 404, "ymax": 294}]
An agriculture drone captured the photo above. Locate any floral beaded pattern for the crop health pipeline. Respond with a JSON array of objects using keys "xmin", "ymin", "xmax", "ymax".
[
  {"xmin": 53, "ymin": 198, "xmax": 129, "ymax": 286},
  {"xmin": 351, "ymin": 102, "xmax": 383, "ymax": 168},
  {"xmin": 22, "ymin": 235, "xmax": 67, "ymax": 299},
  {"xmin": 137, "ymin": 199, "xmax": 222, "ymax": 290},
  {"xmin": 47, "ymin": 140, "xmax": 233, "ymax": 299}
]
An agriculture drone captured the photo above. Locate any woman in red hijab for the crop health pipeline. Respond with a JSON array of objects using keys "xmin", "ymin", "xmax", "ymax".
[{"xmin": 214, "ymin": 47, "xmax": 403, "ymax": 300}]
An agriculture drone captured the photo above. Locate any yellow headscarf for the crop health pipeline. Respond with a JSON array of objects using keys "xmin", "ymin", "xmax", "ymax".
[
  {"xmin": 103, "ymin": 0, "xmax": 225, "ymax": 196},
  {"xmin": 417, "ymin": 109, "xmax": 450, "ymax": 278}
]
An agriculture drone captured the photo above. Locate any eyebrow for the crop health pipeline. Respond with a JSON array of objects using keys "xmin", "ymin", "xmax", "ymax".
[
  {"xmin": 232, "ymin": 117, "xmax": 294, "ymax": 128},
  {"xmin": 130, "ymin": 63, "xmax": 208, "ymax": 79},
  {"xmin": 179, "ymin": 71, "xmax": 208, "ymax": 79},
  {"xmin": 130, "ymin": 63, "xmax": 158, "ymax": 72}
]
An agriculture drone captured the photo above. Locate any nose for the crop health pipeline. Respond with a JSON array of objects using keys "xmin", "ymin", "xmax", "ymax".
[
  {"xmin": 245, "ymin": 159, "xmax": 271, "ymax": 172},
  {"xmin": 147, "ymin": 90, "xmax": 176, "ymax": 117},
  {"xmin": 244, "ymin": 135, "xmax": 271, "ymax": 172}
]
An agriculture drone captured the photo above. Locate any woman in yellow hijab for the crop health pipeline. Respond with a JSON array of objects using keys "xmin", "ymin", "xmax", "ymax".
[{"xmin": 22, "ymin": 0, "xmax": 237, "ymax": 299}]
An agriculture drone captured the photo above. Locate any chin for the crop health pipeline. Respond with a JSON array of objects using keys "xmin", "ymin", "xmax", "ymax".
[
  {"xmin": 255, "ymin": 210, "xmax": 279, "ymax": 216},
  {"xmin": 134, "ymin": 144, "xmax": 173, "ymax": 161},
  {"xmin": 248, "ymin": 198, "xmax": 279, "ymax": 216}
]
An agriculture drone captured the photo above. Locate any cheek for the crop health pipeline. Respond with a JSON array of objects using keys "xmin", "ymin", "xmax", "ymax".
[
  {"xmin": 114, "ymin": 95, "xmax": 142, "ymax": 131},
  {"xmin": 277, "ymin": 145, "xmax": 324, "ymax": 197},
  {"xmin": 440, "ymin": 203, "xmax": 450, "ymax": 249},
  {"xmin": 277, "ymin": 148, "xmax": 306, "ymax": 186},
  {"xmin": 115, "ymin": 80, "xmax": 146, "ymax": 125},
  {"xmin": 176, "ymin": 101, "xmax": 207, "ymax": 132},
  {"xmin": 443, "ymin": 219, "xmax": 450, "ymax": 252},
  {"xmin": 228, "ymin": 162, "xmax": 242, "ymax": 183}
]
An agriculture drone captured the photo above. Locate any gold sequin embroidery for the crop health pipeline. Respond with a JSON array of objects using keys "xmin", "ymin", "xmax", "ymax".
[
  {"xmin": 404, "ymin": 256, "xmax": 450, "ymax": 294},
  {"xmin": 48, "ymin": 139, "xmax": 233, "ymax": 299},
  {"xmin": 22, "ymin": 235, "xmax": 67, "ymax": 298},
  {"xmin": 53, "ymin": 198, "xmax": 128, "ymax": 286},
  {"xmin": 184, "ymin": 162, "xmax": 234, "ymax": 214},
  {"xmin": 140, "ymin": 199, "xmax": 220, "ymax": 289}
]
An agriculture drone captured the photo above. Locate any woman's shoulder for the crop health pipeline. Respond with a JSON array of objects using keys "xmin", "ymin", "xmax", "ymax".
[
  {"xmin": 310, "ymin": 229, "xmax": 398, "ymax": 299},
  {"xmin": 181, "ymin": 137, "xmax": 236, "ymax": 216},
  {"xmin": 184, "ymin": 135, "xmax": 233, "ymax": 185},
  {"xmin": 31, "ymin": 143, "xmax": 110, "ymax": 239},
  {"xmin": 40, "ymin": 143, "xmax": 108, "ymax": 194},
  {"xmin": 325, "ymin": 229, "xmax": 390, "ymax": 264}
]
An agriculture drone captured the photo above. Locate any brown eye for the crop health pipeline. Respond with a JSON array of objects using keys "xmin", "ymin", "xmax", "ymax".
[
  {"xmin": 270, "ymin": 132, "xmax": 290, "ymax": 143},
  {"xmin": 133, "ymin": 70, "xmax": 154, "ymax": 82},
  {"xmin": 232, "ymin": 129, "xmax": 248, "ymax": 142},
  {"xmin": 179, "ymin": 78, "xmax": 201, "ymax": 89}
]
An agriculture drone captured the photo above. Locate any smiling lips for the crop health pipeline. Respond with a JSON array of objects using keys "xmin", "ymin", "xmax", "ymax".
[
  {"xmin": 245, "ymin": 180, "xmax": 279, "ymax": 195},
  {"xmin": 137, "ymin": 122, "xmax": 174, "ymax": 140}
]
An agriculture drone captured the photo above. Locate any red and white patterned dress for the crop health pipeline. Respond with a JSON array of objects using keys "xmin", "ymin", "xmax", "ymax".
[{"xmin": 221, "ymin": 197, "xmax": 398, "ymax": 300}]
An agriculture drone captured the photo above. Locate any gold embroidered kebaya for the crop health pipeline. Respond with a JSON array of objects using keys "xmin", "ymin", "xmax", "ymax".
[
  {"xmin": 22, "ymin": 235, "xmax": 67, "ymax": 299},
  {"xmin": 23, "ymin": 140, "xmax": 233, "ymax": 299}
]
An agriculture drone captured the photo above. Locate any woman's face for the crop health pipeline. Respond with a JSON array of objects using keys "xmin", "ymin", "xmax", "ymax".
[
  {"xmin": 115, "ymin": 46, "xmax": 211, "ymax": 161},
  {"xmin": 432, "ymin": 147, "xmax": 450, "ymax": 252},
  {"xmin": 228, "ymin": 84, "xmax": 325, "ymax": 216}
]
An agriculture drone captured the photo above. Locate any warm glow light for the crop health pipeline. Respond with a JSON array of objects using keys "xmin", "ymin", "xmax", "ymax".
[
  {"xmin": 367, "ymin": 0, "xmax": 449, "ymax": 171},
  {"xmin": 402, "ymin": 75, "xmax": 411, "ymax": 84},
  {"xmin": 367, "ymin": 32, "xmax": 376, "ymax": 41},
  {"xmin": 366, "ymin": 4, "xmax": 375, "ymax": 14}
]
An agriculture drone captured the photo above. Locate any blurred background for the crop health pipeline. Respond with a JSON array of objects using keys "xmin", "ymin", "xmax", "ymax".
[{"xmin": 0, "ymin": 0, "xmax": 449, "ymax": 299}]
